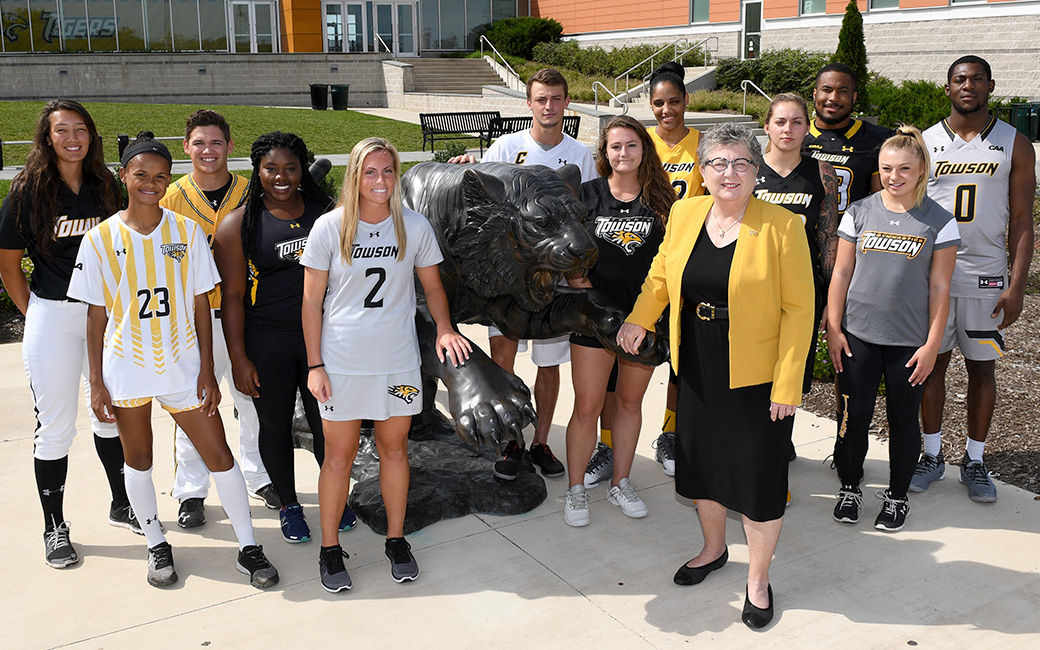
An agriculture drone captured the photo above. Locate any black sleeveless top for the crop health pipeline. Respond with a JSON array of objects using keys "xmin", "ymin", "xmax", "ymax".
[
  {"xmin": 244, "ymin": 196, "xmax": 324, "ymax": 330},
  {"xmin": 754, "ymin": 155, "xmax": 827, "ymax": 288}
]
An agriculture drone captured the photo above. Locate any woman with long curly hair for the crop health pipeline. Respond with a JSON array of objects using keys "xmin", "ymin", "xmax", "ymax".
[
  {"xmin": 562, "ymin": 115, "xmax": 675, "ymax": 527},
  {"xmin": 213, "ymin": 132, "xmax": 339, "ymax": 546},
  {"xmin": 0, "ymin": 100, "xmax": 137, "ymax": 569}
]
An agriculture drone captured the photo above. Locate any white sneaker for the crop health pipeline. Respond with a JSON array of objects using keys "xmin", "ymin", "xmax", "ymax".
[
  {"xmin": 607, "ymin": 478, "xmax": 648, "ymax": 518},
  {"xmin": 563, "ymin": 484, "xmax": 590, "ymax": 527}
]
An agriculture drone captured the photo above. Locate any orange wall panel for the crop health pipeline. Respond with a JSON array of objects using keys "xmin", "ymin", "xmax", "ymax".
[
  {"xmin": 900, "ymin": 0, "xmax": 946, "ymax": 7},
  {"xmin": 826, "ymin": 0, "xmax": 867, "ymax": 14},
  {"xmin": 710, "ymin": 0, "xmax": 741, "ymax": 23},
  {"xmin": 534, "ymin": 0, "xmax": 691, "ymax": 34},
  {"xmin": 282, "ymin": 0, "xmax": 323, "ymax": 53},
  {"xmin": 765, "ymin": 0, "xmax": 799, "ymax": 19}
]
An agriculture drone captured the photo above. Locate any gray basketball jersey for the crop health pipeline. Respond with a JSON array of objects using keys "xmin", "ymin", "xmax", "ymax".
[
  {"xmin": 300, "ymin": 206, "xmax": 443, "ymax": 375},
  {"xmin": 838, "ymin": 193, "xmax": 959, "ymax": 347},
  {"xmin": 923, "ymin": 117, "xmax": 1015, "ymax": 298}
]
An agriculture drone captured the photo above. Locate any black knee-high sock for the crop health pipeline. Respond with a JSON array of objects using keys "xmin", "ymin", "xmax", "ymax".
[
  {"xmin": 94, "ymin": 434, "xmax": 129, "ymax": 508},
  {"xmin": 35, "ymin": 456, "xmax": 69, "ymax": 531}
]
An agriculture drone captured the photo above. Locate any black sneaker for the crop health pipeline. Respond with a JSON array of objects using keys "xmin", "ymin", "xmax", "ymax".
[
  {"xmin": 43, "ymin": 521, "xmax": 79, "ymax": 569},
  {"xmin": 147, "ymin": 541, "xmax": 178, "ymax": 587},
  {"xmin": 319, "ymin": 545, "xmax": 352, "ymax": 593},
  {"xmin": 529, "ymin": 442, "xmax": 565, "ymax": 478},
  {"xmin": 249, "ymin": 484, "xmax": 281, "ymax": 510},
  {"xmin": 177, "ymin": 498, "xmax": 206, "ymax": 529},
  {"xmin": 109, "ymin": 503, "xmax": 144, "ymax": 536},
  {"xmin": 874, "ymin": 490, "xmax": 910, "ymax": 532},
  {"xmin": 493, "ymin": 441, "xmax": 525, "ymax": 481},
  {"xmin": 832, "ymin": 487, "xmax": 863, "ymax": 524},
  {"xmin": 385, "ymin": 537, "xmax": 419, "ymax": 583},
  {"xmin": 237, "ymin": 544, "xmax": 279, "ymax": 589}
]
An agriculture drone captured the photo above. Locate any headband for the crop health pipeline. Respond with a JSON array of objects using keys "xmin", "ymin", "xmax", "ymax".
[{"xmin": 120, "ymin": 140, "xmax": 173, "ymax": 168}]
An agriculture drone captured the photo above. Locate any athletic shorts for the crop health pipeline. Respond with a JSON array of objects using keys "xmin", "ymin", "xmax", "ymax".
[
  {"xmin": 488, "ymin": 326, "xmax": 570, "ymax": 367},
  {"xmin": 940, "ymin": 296, "xmax": 1006, "ymax": 361},
  {"xmin": 319, "ymin": 368, "xmax": 423, "ymax": 421},
  {"xmin": 112, "ymin": 389, "xmax": 204, "ymax": 413}
]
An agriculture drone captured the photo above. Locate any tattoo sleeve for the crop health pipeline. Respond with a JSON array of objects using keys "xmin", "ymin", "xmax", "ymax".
[{"xmin": 817, "ymin": 161, "xmax": 841, "ymax": 284}]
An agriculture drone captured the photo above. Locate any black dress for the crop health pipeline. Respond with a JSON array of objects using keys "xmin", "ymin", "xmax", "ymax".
[{"xmin": 674, "ymin": 223, "xmax": 794, "ymax": 522}]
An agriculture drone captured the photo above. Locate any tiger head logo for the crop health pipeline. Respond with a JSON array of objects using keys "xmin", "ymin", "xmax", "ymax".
[
  {"xmin": 161, "ymin": 243, "xmax": 188, "ymax": 261},
  {"xmin": 388, "ymin": 385, "xmax": 420, "ymax": 404},
  {"xmin": 608, "ymin": 230, "xmax": 644, "ymax": 256}
]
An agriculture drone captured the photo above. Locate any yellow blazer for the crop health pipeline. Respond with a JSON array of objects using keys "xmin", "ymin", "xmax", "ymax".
[{"xmin": 627, "ymin": 196, "xmax": 815, "ymax": 405}]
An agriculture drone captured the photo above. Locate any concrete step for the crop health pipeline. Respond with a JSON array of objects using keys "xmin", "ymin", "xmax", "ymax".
[{"xmin": 407, "ymin": 58, "xmax": 506, "ymax": 95}]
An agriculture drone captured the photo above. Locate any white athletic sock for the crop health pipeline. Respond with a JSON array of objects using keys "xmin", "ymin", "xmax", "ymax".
[
  {"xmin": 123, "ymin": 464, "xmax": 166, "ymax": 548},
  {"xmin": 923, "ymin": 432, "xmax": 942, "ymax": 457},
  {"xmin": 211, "ymin": 461, "xmax": 256, "ymax": 549},
  {"xmin": 966, "ymin": 438, "xmax": 985, "ymax": 463}
]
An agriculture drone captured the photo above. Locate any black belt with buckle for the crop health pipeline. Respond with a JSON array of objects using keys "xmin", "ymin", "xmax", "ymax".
[{"xmin": 695, "ymin": 302, "xmax": 729, "ymax": 321}]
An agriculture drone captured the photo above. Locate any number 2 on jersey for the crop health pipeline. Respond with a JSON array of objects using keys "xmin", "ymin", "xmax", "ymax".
[
  {"xmin": 137, "ymin": 287, "xmax": 170, "ymax": 319},
  {"xmin": 364, "ymin": 267, "xmax": 386, "ymax": 308}
]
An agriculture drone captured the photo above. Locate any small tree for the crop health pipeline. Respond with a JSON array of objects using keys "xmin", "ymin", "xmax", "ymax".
[{"xmin": 832, "ymin": 0, "xmax": 870, "ymax": 113}]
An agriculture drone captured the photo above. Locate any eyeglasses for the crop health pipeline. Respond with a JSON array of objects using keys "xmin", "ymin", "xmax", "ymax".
[{"xmin": 704, "ymin": 157, "xmax": 755, "ymax": 173}]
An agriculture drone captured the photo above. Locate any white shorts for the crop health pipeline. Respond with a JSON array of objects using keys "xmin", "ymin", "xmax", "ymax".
[
  {"xmin": 487, "ymin": 326, "xmax": 570, "ymax": 367},
  {"xmin": 112, "ymin": 389, "xmax": 204, "ymax": 413},
  {"xmin": 319, "ymin": 369, "xmax": 423, "ymax": 421},
  {"xmin": 940, "ymin": 296, "xmax": 1005, "ymax": 361}
]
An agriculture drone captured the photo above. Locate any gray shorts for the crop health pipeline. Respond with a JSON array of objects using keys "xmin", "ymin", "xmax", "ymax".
[
  {"xmin": 940, "ymin": 296, "xmax": 1006, "ymax": 361},
  {"xmin": 319, "ymin": 368, "xmax": 423, "ymax": 421}
]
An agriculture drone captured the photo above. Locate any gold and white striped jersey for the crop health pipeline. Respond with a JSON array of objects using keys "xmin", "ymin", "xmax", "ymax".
[{"xmin": 68, "ymin": 208, "xmax": 219, "ymax": 401}]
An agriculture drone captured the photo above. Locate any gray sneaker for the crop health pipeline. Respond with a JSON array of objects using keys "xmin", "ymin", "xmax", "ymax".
[
  {"xmin": 909, "ymin": 451, "xmax": 945, "ymax": 492},
  {"xmin": 959, "ymin": 454, "xmax": 997, "ymax": 503},
  {"xmin": 147, "ymin": 541, "xmax": 178, "ymax": 588},
  {"xmin": 653, "ymin": 432, "xmax": 676, "ymax": 477},
  {"xmin": 385, "ymin": 537, "xmax": 419, "ymax": 583},
  {"xmin": 44, "ymin": 521, "xmax": 79, "ymax": 569},
  {"xmin": 583, "ymin": 442, "xmax": 614, "ymax": 488},
  {"xmin": 319, "ymin": 545, "xmax": 352, "ymax": 593}
]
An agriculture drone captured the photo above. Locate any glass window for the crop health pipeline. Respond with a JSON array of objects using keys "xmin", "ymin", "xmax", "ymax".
[
  {"xmin": 466, "ymin": 0, "xmax": 489, "ymax": 50},
  {"xmin": 145, "ymin": 0, "xmax": 172, "ymax": 50},
  {"xmin": 57, "ymin": 0, "xmax": 90, "ymax": 50},
  {"xmin": 1, "ymin": 0, "xmax": 34, "ymax": 52},
  {"xmin": 437, "ymin": 0, "xmax": 462, "ymax": 49},
  {"xmin": 374, "ymin": 1, "xmax": 390, "ymax": 52},
  {"xmin": 346, "ymin": 3, "xmax": 362, "ymax": 51},
  {"xmin": 868, "ymin": 0, "xmax": 898, "ymax": 8},
  {"xmin": 326, "ymin": 2, "xmax": 342, "ymax": 52},
  {"xmin": 491, "ymin": 0, "xmax": 511, "ymax": 21},
  {"xmin": 516, "ymin": 0, "xmax": 528, "ymax": 18},
  {"xmin": 420, "ymin": 0, "xmax": 437, "ymax": 50},
  {"xmin": 396, "ymin": 2, "xmax": 412, "ymax": 53},
  {"xmin": 86, "ymin": 0, "xmax": 118, "ymax": 50},
  {"xmin": 254, "ymin": 1, "xmax": 272, "ymax": 52},
  {"xmin": 114, "ymin": 0, "xmax": 145, "ymax": 49},
  {"xmin": 29, "ymin": 0, "xmax": 61, "ymax": 51},
  {"xmin": 231, "ymin": 1, "xmax": 249, "ymax": 51},
  {"xmin": 197, "ymin": 0, "xmax": 225, "ymax": 49},
  {"xmin": 171, "ymin": 0, "xmax": 200, "ymax": 50},
  {"xmin": 691, "ymin": 0, "xmax": 708, "ymax": 24},
  {"xmin": 801, "ymin": 0, "xmax": 824, "ymax": 14}
]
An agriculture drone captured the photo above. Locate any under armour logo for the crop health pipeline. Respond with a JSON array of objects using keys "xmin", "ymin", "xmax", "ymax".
[
  {"xmin": 558, "ymin": 158, "xmax": 567, "ymax": 165},
  {"xmin": 369, "ymin": 231, "xmax": 380, "ymax": 237},
  {"xmin": 890, "ymin": 220, "xmax": 901, "ymax": 226},
  {"xmin": 290, "ymin": 223, "xmax": 300, "ymax": 229},
  {"xmin": 619, "ymin": 209, "xmax": 630, "ymax": 214},
  {"xmin": 324, "ymin": 404, "xmax": 334, "ymax": 411},
  {"xmin": 757, "ymin": 176, "xmax": 766, "ymax": 185},
  {"xmin": 841, "ymin": 146, "xmax": 854, "ymax": 152},
  {"xmin": 115, "ymin": 248, "xmax": 126, "ymax": 256}
]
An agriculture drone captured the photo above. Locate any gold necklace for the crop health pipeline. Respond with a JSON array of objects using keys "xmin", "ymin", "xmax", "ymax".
[{"xmin": 712, "ymin": 207, "xmax": 744, "ymax": 238}]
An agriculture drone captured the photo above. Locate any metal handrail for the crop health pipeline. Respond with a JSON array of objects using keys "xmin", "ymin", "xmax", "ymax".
[
  {"xmin": 614, "ymin": 37, "xmax": 688, "ymax": 97},
  {"xmin": 686, "ymin": 36, "xmax": 719, "ymax": 67},
  {"xmin": 592, "ymin": 82, "xmax": 630, "ymax": 114},
  {"xmin": 375, "ymin": 32, "xmax": 396, "ymax": 60},
  {"xmin": 740, "ymin": 80, "xmax": 772, "ymax": 114},
  {"xmin": 479, "ymin": 35, "xmax": 524, "ymax": 92}
]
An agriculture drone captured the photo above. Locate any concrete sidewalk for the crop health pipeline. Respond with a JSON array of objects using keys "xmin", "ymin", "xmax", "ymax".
[{"xmin": 2, "ymin": 324, "xmax": 1039, "ymax": 648}]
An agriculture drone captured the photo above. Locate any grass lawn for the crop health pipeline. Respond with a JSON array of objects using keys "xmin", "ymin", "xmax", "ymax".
[{"xmin": 0, "ymin": 101, "xmax": 427, "ymax": 168}]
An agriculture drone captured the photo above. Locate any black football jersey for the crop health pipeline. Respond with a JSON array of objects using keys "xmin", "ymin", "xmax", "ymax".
[{"xmin": 803, "ymin": 119, "xmax": 893, "ymax": 217}]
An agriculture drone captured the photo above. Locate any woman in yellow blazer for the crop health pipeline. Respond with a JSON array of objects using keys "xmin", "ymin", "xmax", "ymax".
[{"xmin": 618, "ymin": 124, "xmax": 814, "ymax": 630}]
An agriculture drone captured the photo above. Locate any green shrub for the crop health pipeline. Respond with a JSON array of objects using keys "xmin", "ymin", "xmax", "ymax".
[
  {"xmin": 714, "ymin": 49, "xmax": 830, "ymax": 99},
  {"xmin": 833, "ymin": 0, "xmax": 870, "ymax": 113},
  {"xmin": 478, "ymin": 17, "xmax": 563, "ymax": 60},
  {"xmin": 432, "ymin": 141, "xmax": 468, "ymax": 162},
  {"xmin": 868, "ymin": 76, "xmax": 949, "ymax": 129},
  {"xmin": 532, "ymin": 40, "xmax": 706, "ymax": 80},
  {"xmin": 813, "ymin": 331, "xmax": 834, "ymax": 381}
]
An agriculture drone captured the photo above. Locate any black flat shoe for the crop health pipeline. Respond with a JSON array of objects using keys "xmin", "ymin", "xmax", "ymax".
[
  {"xmin": 673, "ymin": 548, "xmax": 728, "ymax": 586},
  {"xmin": 742, "ymin": 584, "xmax": 774, "ymax": 629}
]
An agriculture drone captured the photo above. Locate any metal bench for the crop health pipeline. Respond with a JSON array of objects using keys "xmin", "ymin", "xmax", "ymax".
[
  {"xmin": 481, "ymin": 115, "xmax": 581, "ymax": 151},
  {"xmin": 419, "ymin": 111, "xmax": 501, "ymax": 154}
]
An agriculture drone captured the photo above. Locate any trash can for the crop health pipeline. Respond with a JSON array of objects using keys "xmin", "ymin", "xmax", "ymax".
[
  {"xmin": 330, "ymin": 84, "xmax": 350, "ymax": 111},
  {"xmin": 1008, "ymin": 103, "xmax": 1039, "ymax": 141},
  {"xmin": 309, "ymin": 84, "xmax": 329, "ymax": 111}
]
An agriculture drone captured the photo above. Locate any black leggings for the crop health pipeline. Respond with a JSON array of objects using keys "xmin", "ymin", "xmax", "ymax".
[
  {"xmin": 245, "ymin": 326, "xmax": 325, "ymax": 506},
  {"xmin": 833, "ymin": 330, "xmax": 923, "ymax": 499}
]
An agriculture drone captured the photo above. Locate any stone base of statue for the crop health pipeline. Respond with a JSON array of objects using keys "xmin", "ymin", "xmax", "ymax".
[{"xmin": 291, "ymin": 396, "xmax": 548, "ymax": 535}]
